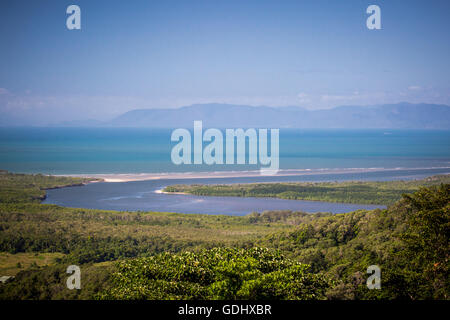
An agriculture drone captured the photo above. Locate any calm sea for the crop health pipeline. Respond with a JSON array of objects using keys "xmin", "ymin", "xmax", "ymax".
[
  {"xmin": 2, "ymin": 127, "xmax": 449, "ymax": 215},
  {"xmin": 1, "ymin": 127, "xmax": 449, "ymax": 174}
]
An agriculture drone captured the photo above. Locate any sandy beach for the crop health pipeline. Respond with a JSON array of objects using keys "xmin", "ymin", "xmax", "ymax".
[{"xmin": 55, "ymin": 167, "xmax": 446, "ymax": 183}]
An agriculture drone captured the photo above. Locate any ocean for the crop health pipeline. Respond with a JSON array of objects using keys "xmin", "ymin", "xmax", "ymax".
[
  {"xmin": 1, "ymin": 127, "xmax": 449, "ymax": 174},
  {"xmin": 2, "ymin": 127, "xmax": 449, "ymax": 215}
]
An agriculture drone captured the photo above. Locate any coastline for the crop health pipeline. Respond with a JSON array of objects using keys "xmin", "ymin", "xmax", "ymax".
[
  {"xmin": 56, "ymin": 166, "xmax": 450, "ymax": 183},
  {"xmin": 41, "ymin": 170, "xmax": 449, "ymax": 214}
]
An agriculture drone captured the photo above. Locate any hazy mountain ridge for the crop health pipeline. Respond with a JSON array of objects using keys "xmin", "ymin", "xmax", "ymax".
[
  {"xmin": 105, "ymin": 102, "xmax": 450, "ymax": 129},
  {"xmin": 36, "ymin": 102, "xmax": 450, "ymax": 129}
]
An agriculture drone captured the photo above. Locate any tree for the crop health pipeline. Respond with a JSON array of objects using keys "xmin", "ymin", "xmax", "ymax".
[
  {"xmin": 98, "ymin": 247, "xmax": 330, "ymax": 300},
  {"xmin": 382, "ymin": 184, "xmax": 449, "ymax": 299}
]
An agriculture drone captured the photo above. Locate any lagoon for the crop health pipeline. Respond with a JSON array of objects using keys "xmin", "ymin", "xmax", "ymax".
[{"xmin": 41, "ymin": 168, "xmax": 450, "ymax": 215}]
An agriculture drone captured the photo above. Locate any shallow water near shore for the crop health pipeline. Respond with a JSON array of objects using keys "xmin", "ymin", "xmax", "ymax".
[{"xmin": 2, "ymin": 128, "xmax": 450, "ymax": 174}]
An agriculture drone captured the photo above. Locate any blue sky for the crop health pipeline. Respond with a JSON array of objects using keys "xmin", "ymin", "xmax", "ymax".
[{"xmin": 1, "ymin": 0, "xmax": 450, "ymax": 124}]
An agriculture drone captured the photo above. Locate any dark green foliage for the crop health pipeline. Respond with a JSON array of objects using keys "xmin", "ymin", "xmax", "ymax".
[
  {"xmin": 99, "ymin": 247, "xmax": 330, "ymax": 300},
  {"xmin": 0, "ymin": 264, "xmax": 113, "ymax": 300},
  {"xmin": 0, "ymin": 171, "xmax": 448, "ymax": 300},
  {"xmin": 259, "ymin": 207, "xmax": 401, "ymax": 298},
  {"xmin": 164, "ymin": 175, "xmax": 450, "ymax": 205},
  {"xmin": 379, "ymin": 184, "xmax": 449, "ymax": 299},
  {"xmin": 247, "ymin": 210, "xmax": 331, "ymax": 224},
  {"xmin": 258, "ymin": 184, "xmax": 449, "ymax": 300}
]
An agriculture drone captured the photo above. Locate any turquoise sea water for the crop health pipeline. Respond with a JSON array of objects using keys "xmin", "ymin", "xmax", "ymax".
[
  {"xmin": 1, "ymin": 127, "xmax": 449, "ymax": 174},
  {"xmin": 2, "ymin": 127, "xmax": 449, "ymax": 214}
]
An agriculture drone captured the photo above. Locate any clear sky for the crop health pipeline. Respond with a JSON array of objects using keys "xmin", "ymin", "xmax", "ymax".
[{"xmin": 1, "ymin": 0, "xmax": 450, "ymax": 124}]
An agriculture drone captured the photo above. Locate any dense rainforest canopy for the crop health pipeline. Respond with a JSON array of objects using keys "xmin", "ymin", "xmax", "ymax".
[{"xmin": 0, "ymin": 171, "xmax": 448, "ymax": 300}]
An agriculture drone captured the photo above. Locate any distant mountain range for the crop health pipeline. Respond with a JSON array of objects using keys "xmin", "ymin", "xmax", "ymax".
[{"xmin": 60, "ymin": 102, "xmax": 450, "ymax": 129}]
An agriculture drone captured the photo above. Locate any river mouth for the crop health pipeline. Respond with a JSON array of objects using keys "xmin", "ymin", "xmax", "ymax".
[
  {"xmin": 43, "ymin": 182, "xmax": 385, "ymax": 216},
  {"xmin": 43, "ymin": 168, "xmax": 450, "ymax": 215}
]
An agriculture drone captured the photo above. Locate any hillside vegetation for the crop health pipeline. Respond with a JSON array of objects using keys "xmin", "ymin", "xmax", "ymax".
[
  {"xmin": 0, "ymin": 170, "xmax": 96, "ymax": 203},
  {"xmin": 0, "ymin": 172, "xmax": 295, "ymax": 265},
  {"xmin": 0, "ymin": 171, "xmax": 448, "ymax": 300},
  {"xmin": 99, "ymin": 247, "xmax": 330, "ymax": 300}
]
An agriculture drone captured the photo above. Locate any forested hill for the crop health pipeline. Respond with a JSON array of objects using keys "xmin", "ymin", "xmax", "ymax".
[{"xmin": 0, "ymin": 171, "xmax": 448, "ymax": 299}]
